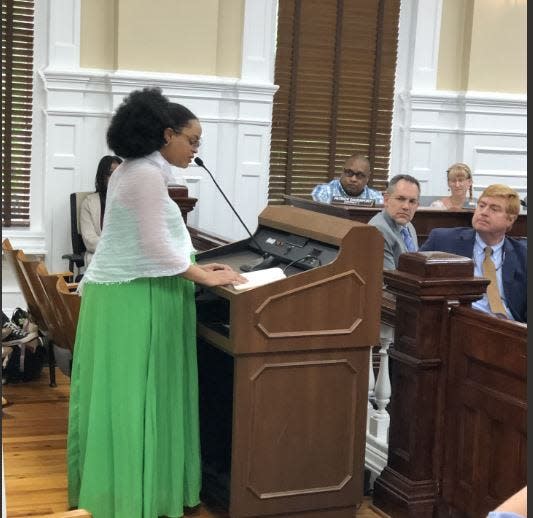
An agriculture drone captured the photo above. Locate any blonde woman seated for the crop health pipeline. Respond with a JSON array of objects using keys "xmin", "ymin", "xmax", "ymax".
[
  {"xmin": 80, "ymin": 155, "xmax": 122, "ymax": 266},
  {"xmin": 430, "ymin": 163, "xmax": 473, "ymax": 210}
]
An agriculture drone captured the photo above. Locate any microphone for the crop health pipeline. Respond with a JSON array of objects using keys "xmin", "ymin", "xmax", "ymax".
[{"xmin": 194, "ymin": 157, "xmax": 278, "ymax": 272}]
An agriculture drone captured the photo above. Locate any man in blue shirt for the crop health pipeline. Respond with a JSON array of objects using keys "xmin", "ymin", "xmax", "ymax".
[
  {"xmin": 420, "ymin": 184, "xmax": 526, "ymax": 323},
  {"xmin": 311, "ymin": 154, "xmax": 384, "ymax": 204}
]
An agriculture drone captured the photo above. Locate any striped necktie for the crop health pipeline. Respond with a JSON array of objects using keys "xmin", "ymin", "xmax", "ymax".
[
  {"xmin": 482, "ymin": 246, "xmax": 507, "ymax": 317},
  {"xmin": 400, "ymin": 226, "xmax": 416, "ymax": 252}
]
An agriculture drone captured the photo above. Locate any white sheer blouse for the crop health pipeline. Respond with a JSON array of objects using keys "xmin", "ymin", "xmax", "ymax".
[{"xmin": 79, "ymin": 151, "xmax": 194, "ymax": 291}]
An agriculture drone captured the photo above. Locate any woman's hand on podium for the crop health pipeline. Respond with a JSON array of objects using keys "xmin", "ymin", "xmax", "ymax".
[
  {"xmin": 205, "ymin": 267, "xmax": 247, "ymax": 287},
  {"xmin": 199, "ymin": 263, "xmax": 234, "ymax": 273},
  {"xmin": 182, "ymin": 263, "xmax": 247, "ymax": 287}
]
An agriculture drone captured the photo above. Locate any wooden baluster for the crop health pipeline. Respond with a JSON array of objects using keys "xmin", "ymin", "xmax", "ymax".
[
  {"xmin": 369, "ymin": 332, "xmax": 392, "ymax": 443},
  {"xmin": 365, "ymin": 324, "xmax": 393, "ymax": 486},
  {"xmin": 367, "ymin": 345, "xmax": 376, "ymax": 428}
]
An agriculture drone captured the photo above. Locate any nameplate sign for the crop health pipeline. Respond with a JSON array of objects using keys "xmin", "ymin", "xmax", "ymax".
[{"xmin": 331, "ymin": 196, "xmax": 375, "ymax": 207}]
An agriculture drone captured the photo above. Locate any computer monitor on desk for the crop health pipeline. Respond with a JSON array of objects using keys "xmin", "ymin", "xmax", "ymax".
[{"xmin": 194, "ymin": 205, "xmax": 383, "ymax": 518}]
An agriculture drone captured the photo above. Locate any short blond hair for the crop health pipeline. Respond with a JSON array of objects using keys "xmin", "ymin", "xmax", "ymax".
[{"xmin": 479, "ymin": 184, "xmax": 521, "ymax": 216}]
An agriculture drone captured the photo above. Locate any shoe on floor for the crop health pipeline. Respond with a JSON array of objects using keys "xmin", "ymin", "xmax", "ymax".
[
  {"xmin": 11, "ymin": 307, "xmax": 38, "ymax": 335},
  {"xmin": 11, "ymin": 307, "xmax": 29, "ymax": 328},
  {"xmin": 2, "ymin": 320, "xmax": 38, "ymax": 346}
]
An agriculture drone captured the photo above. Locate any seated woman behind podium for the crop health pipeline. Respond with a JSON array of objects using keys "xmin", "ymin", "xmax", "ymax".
[
  {"xmin": 430, "ymin": 162, "xmax": 473, "ymax": 210},
  {"xmin": 67, "ymin": 87, "xmax": 245, "ymax": 518},
  {"xmin": 79, "ymin": 155, "xmax": 122, "ymax": 266}
]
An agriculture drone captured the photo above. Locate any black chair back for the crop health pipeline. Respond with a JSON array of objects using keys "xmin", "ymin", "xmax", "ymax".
[
  {"xmin": 62, "ymin": 192, "xmax": 91, "ymax": 275},
  {"xmin": 70, "ymin": 192, "xmax": 87, "ymax": 258}
]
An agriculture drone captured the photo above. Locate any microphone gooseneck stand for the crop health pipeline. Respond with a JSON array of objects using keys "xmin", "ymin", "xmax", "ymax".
[{"xmin": 194, "ymin": 157, "xmax": 278, "ymax": 272}]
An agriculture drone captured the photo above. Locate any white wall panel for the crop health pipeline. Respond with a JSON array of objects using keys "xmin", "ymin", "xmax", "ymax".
[
  {"xmin": 45, "ymin": 117, "xmax": 82, "ymax": 271},
  {"xmin": 390, "ymin": 91, "xmax": 527, "ymax": 200},
  {"xmin": 234, "ymin": 129, "xmax": 270, "ymax": 238},
  {"xmin": 471, "ymin": 145, "xmax": 527, "ymax": 195}
]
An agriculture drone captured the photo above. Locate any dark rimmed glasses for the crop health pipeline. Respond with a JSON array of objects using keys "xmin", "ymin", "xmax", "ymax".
[{"xmin": 343, "ymin": 169, "xmax": 369, "ymax": 180}]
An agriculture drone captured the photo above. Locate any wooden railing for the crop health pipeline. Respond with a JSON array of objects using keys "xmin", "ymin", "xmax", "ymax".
[{"xmin": 372, "ymin": 251, "xmax": 527, "ymax": 518}]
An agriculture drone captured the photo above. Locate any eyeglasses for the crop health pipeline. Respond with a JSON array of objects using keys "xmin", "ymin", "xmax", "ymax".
[
  {"xmin": 343, "ymin": 169, "xmax": 369, "ymax": 180},
  {"xmin": 184, "ymin": 136, "xmax": 201, "ymax": 149},
  {"xmin": 388, "ymin": 196, "xmax": 419, "ymax": 206},
  {"xmin": 173, "ymin": 129, "xmax": 202, "ymax": 149},
  {"xmin": 448, "ymin": 177, "xmax": 470, "ymax": 184}
]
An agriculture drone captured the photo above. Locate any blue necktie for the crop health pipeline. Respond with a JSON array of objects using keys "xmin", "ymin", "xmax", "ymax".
[{"xmin": 400, "ymin": 227, "xmax": 417, "ymax": 252}]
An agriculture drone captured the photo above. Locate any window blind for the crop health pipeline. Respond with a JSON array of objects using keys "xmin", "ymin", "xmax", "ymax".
[
  {"xmin": 2, "ymin": 0, "xmax": 35, "ymax": 227},
  {"xmin": 269, "ymin": 0, "xmax": 400, "ymax": 203}
]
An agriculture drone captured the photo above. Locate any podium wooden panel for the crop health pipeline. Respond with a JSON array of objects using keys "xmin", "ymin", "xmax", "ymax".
[{"xmin": 195, "ymin": 205, "xmax": 383, "ymax": 518}]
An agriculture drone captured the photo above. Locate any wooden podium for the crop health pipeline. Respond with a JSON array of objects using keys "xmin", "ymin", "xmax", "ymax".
[{"xmin": 195, "ymin": 205, "xmax": 383, "ymax": 518}]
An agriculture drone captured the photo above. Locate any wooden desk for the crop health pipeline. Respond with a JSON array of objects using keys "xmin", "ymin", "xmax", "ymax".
[{"xmin": 285, "ymin": 196, "xmax": 527, "ymax": 244}]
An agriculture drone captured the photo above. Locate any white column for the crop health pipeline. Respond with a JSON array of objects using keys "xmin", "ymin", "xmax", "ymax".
[
  {"xmin": 389, "ymin": 0, "xmax": 444, "ymax": 178},
  {"xmin": 410, "ymin": 0, "xmax": 443, "ymax": 93},
  {"xmin": 241, "ymin": 0, "xmax": 279, "ymax": 83},
  {"xmin": 47, "ymin": 0, "xmax": 81, "ymax": 69}
]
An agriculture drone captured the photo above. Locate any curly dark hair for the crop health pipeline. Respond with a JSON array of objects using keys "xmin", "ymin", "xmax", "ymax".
[
  {"xmin": 95, "ymin": 155, "xmax": 122, "ymax": 193},
  {"xmin": 106, "ymin": 87, "xmax": 197, "ymax": 158}
]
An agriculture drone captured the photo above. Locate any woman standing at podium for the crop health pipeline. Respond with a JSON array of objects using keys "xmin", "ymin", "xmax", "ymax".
[{"xmin": 67, "ymin": 87, "xmax": 245, "ymax": 518}]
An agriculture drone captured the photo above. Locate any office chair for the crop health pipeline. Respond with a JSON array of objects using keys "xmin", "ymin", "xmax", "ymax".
[{"xmin": 62, "ymin": 192, "xmax": 91, "ymax": 279}]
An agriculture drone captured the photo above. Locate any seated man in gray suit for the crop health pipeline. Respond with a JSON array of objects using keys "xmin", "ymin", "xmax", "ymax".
[{"xmin": 368, "ymin": 174, "xmax": 420, "ymax": 270}]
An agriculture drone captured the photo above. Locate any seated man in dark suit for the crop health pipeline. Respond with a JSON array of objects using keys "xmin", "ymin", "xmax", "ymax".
[
  {"xmin": 420, "ymin": 184, "xmax": 526, "ymax": 323},
  {"xmin": 368, "ymin": 174, "xmax": 420, "ymax": 270},
  {"xmin": 311, "ymin": 154, "xmax": 384, "ymax": 204}
]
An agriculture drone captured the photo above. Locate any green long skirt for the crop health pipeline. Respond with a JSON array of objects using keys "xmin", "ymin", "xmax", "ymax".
[{"xmin": 67, "ymin": 276, "xmax": 201, "ymax": 518}]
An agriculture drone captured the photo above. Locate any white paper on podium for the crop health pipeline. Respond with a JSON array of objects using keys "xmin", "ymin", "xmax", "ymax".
[{"xmin": 232, "ymin": 267, "xmax": 287, "ymax": 291}]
